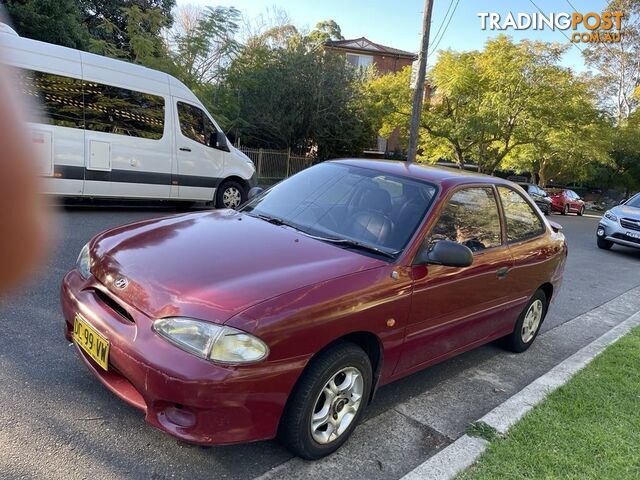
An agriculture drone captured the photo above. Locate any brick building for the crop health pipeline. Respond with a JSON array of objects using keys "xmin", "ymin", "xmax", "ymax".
[{"xmin": 324, "ymin": 37, "xmax": 416, "ymax": 156}]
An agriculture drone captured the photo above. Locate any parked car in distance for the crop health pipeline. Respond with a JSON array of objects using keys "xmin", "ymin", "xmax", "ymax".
[
  {"xmin": 61, "ymin": 160, "xmax": 567, "ymax": 459},
  {"xmin": 516, "ymin": 182, "xmax": 552, "ymax": 215},
  {"xmin": 547, "ymin": 189, "xmax": 585, "ymax": 216},
  {"xmin": 597, "ymin": 193, "xmax": 640, "ymax": 250}
]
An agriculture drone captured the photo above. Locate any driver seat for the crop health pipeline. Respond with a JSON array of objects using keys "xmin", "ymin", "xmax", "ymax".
[{"xmin": 349, "ymin": 187, "xmax": 394, "ymax": 245}]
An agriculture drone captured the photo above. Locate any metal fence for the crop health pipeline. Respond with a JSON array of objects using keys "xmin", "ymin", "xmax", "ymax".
[{"xmin": 238, "ymin": 147, "xmax": 314, "ymax": 185}]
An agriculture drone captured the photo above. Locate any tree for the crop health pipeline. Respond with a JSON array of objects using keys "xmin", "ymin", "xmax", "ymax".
[
  {"xmin": 307, "ymin": 20, "xmax": 344, "ymax": 45},
  {"xmin": 422, "ymin": 37, "xmax": 570, "ymax": 174},
  {"xmin": 584, "ymin": 0, "xmax": 640, "ymax": 122},
  {"xmin": 169, "ymin": 5, "xmax": 241, "ymax": 88},
  {"xmin": 78, "ymin": 0, "xmax": 175, "ymax": 62},
  {"xmin": 217, "ymin": 42, "xmax": 375, "ymax": 159},
  {"xmin": 600, "ymin": 113, "xmax": 640, "ymax": 197},
  {"xmin": 504, "ymin": 71, "xmax": 612, "ymax": 187},
  {"xmin": 2, "ymin": 0, "xmax": 90, "ymax": 49}
]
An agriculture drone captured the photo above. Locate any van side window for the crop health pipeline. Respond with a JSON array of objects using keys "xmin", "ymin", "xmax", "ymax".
[
  {"xmin": 84, "ymin": 83, "xmax": 164, "ymax": 140},
  {"xmin": 177, "ymin": 102, "xmax": 219, "ymax": 148},
  {"xmin": 17, "ymin": 69, "xmax": 84, "ymax": 128}
]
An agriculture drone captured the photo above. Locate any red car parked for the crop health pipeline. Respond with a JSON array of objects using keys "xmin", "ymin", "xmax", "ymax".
[
  {"xmin": 548, "ymin": 189, "xmax": 585, "ymax": 215},
  {"xmin": 61, "ymin": 160, "xmax": 567, "ymax": 459}
]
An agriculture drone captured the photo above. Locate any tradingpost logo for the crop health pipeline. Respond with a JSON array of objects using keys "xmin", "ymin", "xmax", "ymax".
[{"xmin": 478, "ymin": 11, "xmax": 625, "ymax": 43}]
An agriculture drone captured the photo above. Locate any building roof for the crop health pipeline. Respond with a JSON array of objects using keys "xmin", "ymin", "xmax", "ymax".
[{"xmin": 324, "ymin": 37, "xmax": 416, "ymax": 59}]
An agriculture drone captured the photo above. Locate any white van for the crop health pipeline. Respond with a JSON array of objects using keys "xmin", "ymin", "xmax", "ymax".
[{"xmin": 0, "ymin": 25, "xmax": 257, "ymax": 208}]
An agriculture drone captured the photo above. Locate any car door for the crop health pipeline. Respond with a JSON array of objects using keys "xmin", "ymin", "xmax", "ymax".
[
  {"xmin": 397, "ymin": 186, "xmax": 516, "ymax": 373},
  {"xmin": 174, "ymin": 100, "xmax": 225, "ymax": 200},
  {"xmin": 496, "ymin": 186, "xmax": 550, "ymax": 312}
]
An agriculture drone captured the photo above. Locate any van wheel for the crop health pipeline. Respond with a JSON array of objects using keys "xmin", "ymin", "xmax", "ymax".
[
  {"xmin": 216, "ymin": 181, "xmax": 246, "ymax": 209},
  {"xmin": 502, "ymin": 290, "xmax": 547, "ymax": 353},
  {"xmin": 279, "ymin": 342, "xmax": 372, "ymax": 460}
]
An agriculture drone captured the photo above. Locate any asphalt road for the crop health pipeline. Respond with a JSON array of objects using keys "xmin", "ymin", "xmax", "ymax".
[{"xmin": 1, "ymin": 209, "xmax": 639, "ymax": 480}]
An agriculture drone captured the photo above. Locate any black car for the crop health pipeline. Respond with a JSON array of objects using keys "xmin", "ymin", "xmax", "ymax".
[{"xmin": 517, "ymin": 183, "xmax": 552, "ymax": 215}]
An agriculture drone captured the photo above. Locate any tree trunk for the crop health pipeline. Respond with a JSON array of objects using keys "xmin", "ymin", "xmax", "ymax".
[
  {"xmin": 538, "ymin": 159, "xmax": 548, "ymax": 187},
  {"xmin": 454, "ymin": 146, "xmax": 465, "ymax": 169}
]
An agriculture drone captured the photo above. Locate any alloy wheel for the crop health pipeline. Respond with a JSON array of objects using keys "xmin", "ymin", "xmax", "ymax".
[
  {"xmin": 310, "ymin": 367, "xmax": 363, "ymax": 444},
  {"xmin": 521, "ymin": 299, "xmax": 543, "ymax": 343},
  {"xmin": 222, "ymin": 186, "xmax": 242, "ymax": 209}
]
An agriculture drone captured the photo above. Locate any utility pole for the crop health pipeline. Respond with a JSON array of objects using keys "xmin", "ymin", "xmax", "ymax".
[{"xmin": 407, "ymin": 0, "xmax": 434, "ymax": 163}]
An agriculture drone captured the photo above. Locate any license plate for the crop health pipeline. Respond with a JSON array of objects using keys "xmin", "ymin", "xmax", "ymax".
[
  {"xmin": 626, "ymin": 231, "xmax": 640, "ymax": 240},
  {"xmin": 73, "ymin": 314, "xmax": 109, "ymax": 371}
]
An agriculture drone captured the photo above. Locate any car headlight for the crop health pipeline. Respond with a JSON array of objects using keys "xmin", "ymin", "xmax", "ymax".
[
  {"xmin": 604, "ymin": 210, "xmax": 618, "ymax": 222},
  {"xmin": 76, "ymin": 242, "xmax": 91, "ymax": 279},
  {"xmin": 153, "ymin": 317, "xmax": 269, "ymax": 364}
]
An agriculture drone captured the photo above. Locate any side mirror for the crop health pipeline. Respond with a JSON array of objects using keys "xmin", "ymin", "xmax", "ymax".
[
  {"xmin": 212, "ymin": 131, "xmax": 228, "ymax": 150},
  {"xmin": 247, "ymin": 187, "xmax": 264, "ymax": 201},
  {"xmin": 415, "ymin": 240, "xmax": 473, "ymax": 268}
]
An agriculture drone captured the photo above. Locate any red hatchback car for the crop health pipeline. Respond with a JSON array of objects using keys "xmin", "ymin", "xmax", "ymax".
[
  {"xmin": 548, "ymin": 189, "xmax": 585, "ymax": 216},
  {"xmin": 61, "ymin": 160, "xmax": 567, "ymax": 459}
]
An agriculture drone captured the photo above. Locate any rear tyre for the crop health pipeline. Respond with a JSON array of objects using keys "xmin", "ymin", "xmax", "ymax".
[
  {"xmin": 503, "ymin": 290, "xmax": 547, "ymax": 353},
  {"xmin": 597, "ymin": 236, "xmax": 613, "ymax": 250},
  {"xmin": 279, "ymin": 342, "xmax": 372, "ymax": 460},
  {"xmin": 215, "ymin": 180, "xmax": 246, "ymax": 209},
  {"xmin": 562, "ymin": 204, "xmax": 569, "ymax": 215}
]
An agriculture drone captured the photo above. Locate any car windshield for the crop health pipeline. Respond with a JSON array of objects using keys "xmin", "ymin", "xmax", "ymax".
[
  {"xmin": 242, "ymin": 162, "xmax": 437, "ymax": 257},
  {"xmin": 626, "ymin": 194, "xmax": 640, "ymax": 208}
]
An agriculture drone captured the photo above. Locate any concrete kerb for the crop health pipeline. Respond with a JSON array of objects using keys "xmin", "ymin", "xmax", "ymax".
[{"xmin": 401, "ymin": 310, "xmax": 640, "ymax": 480}]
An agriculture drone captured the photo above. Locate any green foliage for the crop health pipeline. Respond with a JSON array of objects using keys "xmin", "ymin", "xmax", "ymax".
[
  {"xmin": 218, "ymin": 43, "xmax": 375, "ymax": 159},
  {"xmin": 2, "ymin": 0, "xmax": 90, "ymax": 49},
  {"xmin": 78, "ymin": 0, "xmax": 175, "ymax": 58},
  {"xmin": 307, "ymin": 19, "xmax": 344, "ymax": 45}
]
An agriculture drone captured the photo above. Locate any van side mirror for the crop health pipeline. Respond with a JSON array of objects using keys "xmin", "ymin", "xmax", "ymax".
[
  {"xmin": 415, "ymin": 240, "xmax": 473, "ymax": 267},
  {"xmin": 247, "ymin": 187, "xmax": 264, "ymax": 201},
  {"xmin": 212, "ymin": 131, "xmax": 229, "ymax": 151}
]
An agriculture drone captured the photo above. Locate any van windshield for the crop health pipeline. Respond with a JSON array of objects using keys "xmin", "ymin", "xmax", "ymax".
[{"xmin": 241, "ymin": 163, "xmax": 437, "ymax": 257}]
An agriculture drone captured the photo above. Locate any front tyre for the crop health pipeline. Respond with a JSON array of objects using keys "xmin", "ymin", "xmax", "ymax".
[
  {"xmin": 279, "ymin": 343, "xmax": 372, "ymax": 459},
  {"xmin": 597, "ymin": 236, "xmax": 613, "ymax": 250},
  {"xmin": 578, "ymin": 206, "xmax": 585, "ymax": 216},
  {"xmin": 216, "ymin": 180, "xmax": 246, "ymax": 209},
  {"xmin": 503, "ymin": 290, "xmax": 547, "ymax": 353}
]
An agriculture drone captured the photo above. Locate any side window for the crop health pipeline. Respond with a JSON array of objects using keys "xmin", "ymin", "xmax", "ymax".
[
  {"xmin": 428, "ymin": 187, "xmax": 502, "ymax": 252},
  {"xmin": 178, "ymin": 102, "xmax": 204, "ymax": 144},
  {"xmin": 177, "ymin": 102, "xmax": 220, "ymax": 147},
  {"xmin": 17, "ymin": 69, "xmax": 84, "ymax": 128},
  {"xmin": 84, "ymin": 82, "xmax": 164, "ymax": 139},
  {"xmin": 498, "ymin": 187, "xmax": 546, "ymax": 242}
]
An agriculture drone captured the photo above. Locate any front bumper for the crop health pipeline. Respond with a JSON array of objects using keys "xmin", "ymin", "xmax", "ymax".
[
  {"xmin": 597, "ymin": 217, "xmax": 640, "ymax": 249},
  {"xmin": 61, "ymin": 270, "xmax": 306, "ymax": 445}
]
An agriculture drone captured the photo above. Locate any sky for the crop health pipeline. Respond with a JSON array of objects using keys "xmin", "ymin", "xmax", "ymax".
[{"xmin": 178, "ymin": 0, "xmax": 614, "ymax": 73}]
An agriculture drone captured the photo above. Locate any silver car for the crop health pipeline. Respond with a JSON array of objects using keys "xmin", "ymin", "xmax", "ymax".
[{"xmin": 597, "ymin": 193, "xmax": 640, "ymax": 250}]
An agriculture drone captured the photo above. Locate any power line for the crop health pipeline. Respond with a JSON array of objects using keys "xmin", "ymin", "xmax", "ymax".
[
  {"xmin": 528, "ymin": 0, "xmax": 583, "ymax": 52},
  {"xmin": 428, "ymin": 0, "xmax": 454, "ymax": 51},
  {"xmin": 428, "ymin": 0, "xmax": 460, "ymax": 57}
]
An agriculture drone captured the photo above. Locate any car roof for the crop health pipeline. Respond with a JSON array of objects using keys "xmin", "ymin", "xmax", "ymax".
[{"xmin": 331, "ymin": 159, "xmax": 516, "ymax": 188}]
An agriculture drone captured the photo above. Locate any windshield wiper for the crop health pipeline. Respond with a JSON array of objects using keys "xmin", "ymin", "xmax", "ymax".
[
  {"xmin": 246, "ymin": 212, "xmax": 305, "ymax": 231},
  {"xmin": 303, "ymin": 233, "xmax": 399, "ymax": 259}
]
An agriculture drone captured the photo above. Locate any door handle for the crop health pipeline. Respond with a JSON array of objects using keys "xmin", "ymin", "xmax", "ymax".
[
  {"xmin": 179, "ymin": 147, "xmax": 191, "ymax": 152},
  {"xmin": 496, "ymin": 267, "xmax": 510, "ymax": 279}
]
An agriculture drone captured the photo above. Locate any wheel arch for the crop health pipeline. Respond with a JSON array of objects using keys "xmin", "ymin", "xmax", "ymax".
[
  {"xmin": 538, "ymin": 282, "xmax": 554, "ymax": 304},
  {"xmin": 219, "ymin": 175, "xmax": 251, "ymax": 194}
]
